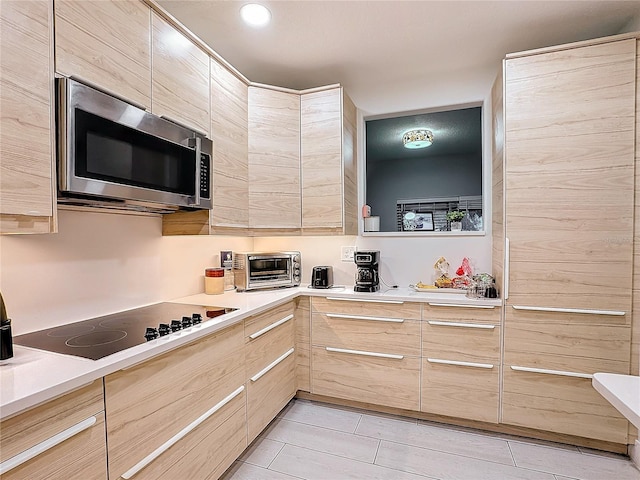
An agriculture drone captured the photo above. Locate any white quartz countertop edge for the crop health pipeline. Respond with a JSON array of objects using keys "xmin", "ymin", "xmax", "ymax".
[
  {"xmin": 0, "ymin": 286, "xmax": 500, "ymax": 419},
  {"xmin": 592, "ymin": 373, "xmax": 640, "ymax": 430}
]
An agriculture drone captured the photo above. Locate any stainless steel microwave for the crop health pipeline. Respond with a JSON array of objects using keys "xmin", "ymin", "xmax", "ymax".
[
  {"xmin": 233, "ymin": 252, "xmax": 301, "ymax": 291},
  {"xmin": 56, "ymin": 77, "xmax": 212, "ymax": 213}
]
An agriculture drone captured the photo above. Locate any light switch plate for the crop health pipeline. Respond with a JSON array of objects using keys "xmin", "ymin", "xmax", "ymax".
[{"xmin": 341, "ymin": 246, "xmax": 356, "ymax": 262}]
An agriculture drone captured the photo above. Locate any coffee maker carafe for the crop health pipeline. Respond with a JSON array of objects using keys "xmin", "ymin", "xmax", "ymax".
[{"xmin": 354, "ymin": 250, "xmax": 380, "ymax": 292}]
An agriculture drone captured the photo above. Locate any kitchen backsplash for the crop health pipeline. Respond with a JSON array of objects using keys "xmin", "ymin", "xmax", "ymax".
[
  {"xmin": 0, "ymin": 210, "xmax": 252, "ymax": 335},
  {"xmin": 254, "ymin": 235, "xmax": 493, "ymax": 288},
  {"xmin": 0, "ymin": 209, "xmax": 492, "ymax": 335}
]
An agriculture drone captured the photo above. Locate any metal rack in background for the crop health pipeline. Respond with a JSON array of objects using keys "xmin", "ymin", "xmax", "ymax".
[{"xmin": 396, "ymin": 195, "xmax": 483, "ymax": 231}]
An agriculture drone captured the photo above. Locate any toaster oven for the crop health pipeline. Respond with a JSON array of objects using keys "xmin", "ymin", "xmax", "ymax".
[{"xmin": 233, "ymin": 252, "xmax": 301, "ymax": 291}]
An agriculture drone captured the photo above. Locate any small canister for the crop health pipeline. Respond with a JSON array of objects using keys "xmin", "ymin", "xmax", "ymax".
[{"xmin": 205, "ymin": 268, "xmax": 225, "ymax": 295}]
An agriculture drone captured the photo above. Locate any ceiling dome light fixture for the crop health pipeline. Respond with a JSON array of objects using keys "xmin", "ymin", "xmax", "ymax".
[
  {"xmin": 402, "ymin": 129, "xmax": 434, "ymax": 149},
  {"xmin": 240, "ymin": 3, "xmax": 271, "ymax": 27}
]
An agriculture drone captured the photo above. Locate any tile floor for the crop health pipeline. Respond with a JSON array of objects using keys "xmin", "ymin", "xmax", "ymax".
[{"xmin": 221, "ymin": 399, "xmax": 640, "ymax": 480}]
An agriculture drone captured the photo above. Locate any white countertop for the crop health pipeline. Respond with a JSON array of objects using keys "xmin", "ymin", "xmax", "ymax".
[
  {"xmin": 0, "ymin": 286, "xmax": 500, "ymax": 419},
  {"xmin": 592, "ymin": 373, "xmax": 640, "ymax": 430}
]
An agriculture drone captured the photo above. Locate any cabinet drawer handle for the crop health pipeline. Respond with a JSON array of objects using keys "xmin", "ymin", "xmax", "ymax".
[
  {"xmin": 250, "ymin": 348, "xmax": 295, "ymax": 382},
  {"xmin": 249, "ymin": 314, "xmax": 294, "ymax": 339},
  {"xmin": 121, "ymin": 385, "xmax": 245, "ymax": 479},
  {"xmin": 325, "ymin": 297, "xmax": 404, "ymax": 304},
  {"xmin": 0, "ymin": 416, "xmax": 97, "ymax": 475},
  {"xmin": 428, "ymin": 303, "xmax": 496, "ymax": 309},
  {"xmin": 325, "ymin": 346, "xmax": 404, "ymax": 360},
  {"xmin": 427, "ymin": 320, "xmax": 495, "ymax": 329},
  {"xmin": 427, "ymin": 358, "xmax": 494, "ymax": 369},
  {"xmin": 510, "ymin": 365, "xmax": 593, "ymax": 379},
  {"xmin": 511, "ymin": 305, "xmax": 625, "ymax": 316},
  {"xmin": 326, "ymin": 313, "xmax": 404, "ymax": 323}
]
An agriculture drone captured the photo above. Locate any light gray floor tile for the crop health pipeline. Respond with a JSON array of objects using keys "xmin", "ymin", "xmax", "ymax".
[
  {"xmin": 220, "ymin": 461, "xmax": 302, "ymax": 480},
  {"xmin": 509, "ymin": 441, "xmax": 640, "ymax": 480},
  {"xmin": 277, "ymin": 399, "xmax": 362, "ymax": 433},
  {"xmin": 269, "ymin": 444, "xmax": 434, "ymax": 480},
  {"xmin": 417, "ymin": 419, "xmax": 579, "ymax": 453},
  {"xmin": 238, "ymin": 437, "xmax": 285, "ymax": 468},
  {"xmin": 554, "ymin": 476, "xmax": 579, "ymax": 480},
  {"xmin": 263, "ymin": 417, "xmax": 380, "ymax": 463},
  {"xmin": 357, "ymin": 413, "xmax": 514, "ymax": 465},
  {"xmin": 577, "ymin": 445, "xmax": 632, "ymax": 460},
  {"xmin": 376, "ymin": 440, "xmax": 555, "ymax": 480}
]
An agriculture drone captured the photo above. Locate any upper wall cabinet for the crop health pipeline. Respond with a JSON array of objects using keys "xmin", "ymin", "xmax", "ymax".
[
  {"xmin": 0, "ymin": 0, "xmax": 55, "ymax": 234},
  {"xmin": 54, "ymin": 0, "xmax": 151, "ymax": 108},
  {"xmin": 301, "ymin": 87, "xmax": 357, "ymax": 234},
  {"xmin": 248, "ymin": 86, "xmax": 301, "ymax": 231},
  {"xmin": 151, "ymin": 12, "xmax": 210, "ymax": 136},
  {"xmin": 210, "ymin": 59, "xmax": 249, "ymax": 231}
]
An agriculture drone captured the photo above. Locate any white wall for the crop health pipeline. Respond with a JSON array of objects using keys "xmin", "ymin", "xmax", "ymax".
[
  {"xmin": 0, "ymin": 209, "xmax": 252, "ymax": 335},
  {"xmin": 254, "ymin": 234, "xmax": 493, "ymax": 289}
]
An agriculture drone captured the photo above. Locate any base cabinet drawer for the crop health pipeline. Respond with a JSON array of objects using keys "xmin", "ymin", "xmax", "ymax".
[
  {"xmin": 313, "ymin": 312, "xmax": 420, "ymax": 357},
  {"xmin": 312, "ymin": 297, "xmax": 421, "ymax": 320},
  {"xmin": 105, "ymin": 323, "xmax": 245, "ymax": 479},
  {"xmin": 421, "ymin": 359, "xmax": 499, "ymax": 423},
  {"xmin": 312, "ymin": 346, "xmax": 420, "ymax": 411},
  {"xmin": 0, "ymin": 412, "xmax": 107, "ymax": 480},
  {"xmin": 502, "ymin": 368, "xmax": 628, "ymax": 443},
  {"xmin": 0, "ymin": 380, "xmax": 106, "ymax": 480},
  {"xmin": 247, "ymin": 348, "xmax": 296, "ymax": 442},
  {"xmin": 117, "ymin": 387, "xmax": 247, "ymax": 480}
]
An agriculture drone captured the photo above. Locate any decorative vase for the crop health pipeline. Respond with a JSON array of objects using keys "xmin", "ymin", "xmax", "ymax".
[{"xmin": 450, "ymin": 221, "xmax": 462, "ymax": 232}]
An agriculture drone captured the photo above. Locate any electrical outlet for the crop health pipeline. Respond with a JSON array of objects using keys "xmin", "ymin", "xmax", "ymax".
[{"xmin": 341, "ymin": 246, "xmax": 356, "ymax": 262}]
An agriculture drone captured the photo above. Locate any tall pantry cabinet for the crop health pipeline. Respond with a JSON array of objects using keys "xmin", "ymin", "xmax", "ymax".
[{"xmin": 501, "ymin": 38, "xmax": 637, "ymax": 445}]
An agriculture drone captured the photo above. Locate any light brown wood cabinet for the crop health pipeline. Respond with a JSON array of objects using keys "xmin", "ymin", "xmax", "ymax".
[
  {"xmin": 151, "ymin": 12, "xmax": 210, "ymax": 135},
  {"xmin": 301, "ymin": 87, "xmax": 358, "ymax": 234},
  {"xmin": 501, "ymin": 38, "xmax": 636, "ymax": 444},
  {"xmin": 248, "ymin": 86, "xmax": 301, "ymax": 231},
  {"xmin": 210, "ymin": 59, "xmax": 249, "ymax": 231},
  {"xmin": 0, "ymin": 0, "xmax": 55, "ymax": 234},
  {"xmin": 54, "ymin": 0, "xmax": 151, "ymax": 108},
  {"xmin": 0, "ymin": 381, "xmax": 107, "ymax": 480},
  {"xmin": 104, "ymin": 323, "xmax": 246, "ymax": 480},
  {"xmin": 295, "ymin": 296, "xmax": 312, "ymax": 392},
  {"xmin": 421, "ymin": 303, "xmax": 501, "ymax": 424},
  {"xmin": 244, "ymin": 301, "xmax": 296, "ymax": 442},
  {"xmin": 311, "ymin": 297, "xmax": 421, "ymax": 411}
]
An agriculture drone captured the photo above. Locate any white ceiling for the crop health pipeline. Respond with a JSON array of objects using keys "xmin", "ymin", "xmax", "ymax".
[{"xmin": 156, "ymin": 0, "xmax": 639, "ymax": 116}]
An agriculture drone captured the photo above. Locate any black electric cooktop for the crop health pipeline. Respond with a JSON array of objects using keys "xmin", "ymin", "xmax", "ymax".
[{"xmin": 14, "ymin": 302, "xmax": 237, "ymax": 360}]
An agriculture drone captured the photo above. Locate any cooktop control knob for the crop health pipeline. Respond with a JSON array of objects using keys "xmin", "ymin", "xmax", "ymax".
[
  {"xmin": 158, "ymin": 323, "xmax": 171, "ymax": 336},
  {"xmin": 181, "ymin": 316, "xmax": 192, "ymax": 328},
  {"xmin": 192, "ymin": 313, "xmax": 202, "ymax": 324},
  {"xmin": 170, "ymin": 319, "xmax": 182, "ymax": 332},
  {"xmin": 144, "ymin": 327, "xmax": 159, "ymax": 341}
]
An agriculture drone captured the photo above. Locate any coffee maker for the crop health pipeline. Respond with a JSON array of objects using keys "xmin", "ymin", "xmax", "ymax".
[{"xmin": 354, "ymin": 250, "xmax": 380, "ymax": 292}]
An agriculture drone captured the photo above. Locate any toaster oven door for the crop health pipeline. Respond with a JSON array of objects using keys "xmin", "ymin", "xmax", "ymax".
[{"xmin": 247, "ymin": 255, "xmax": 293, "ymax": 289}]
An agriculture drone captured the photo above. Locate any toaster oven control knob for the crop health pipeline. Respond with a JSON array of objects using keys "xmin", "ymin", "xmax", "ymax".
[
  {"xmin": 158, "ymin": 323, "xmax": 171, "ymax": 336},
  {"xmin": 181, "ymin": 316, "xmax": 192, "ymax": 328},
  {"xmin": 293, "ymin": 254, "xmax": 300, "ymax": 263},
  {"xmin": 192, "ymin": 313, "xmax": 202, "ymax": 324},
  {"xmin": 294, "ymin": 262, "xmax": 300, "ymax": 268},
  {"xmin": 170, "ymin": 319, "xmax": 182, "ymax": 332},
  {"xmin": 144, "ymin": 327, "xmax": 159, "ymax": 341}
]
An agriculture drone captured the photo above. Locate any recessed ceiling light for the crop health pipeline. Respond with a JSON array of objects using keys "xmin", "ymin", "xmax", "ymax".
[{"xmin": 240, "ymin": 3, "xmax": 271, "ymax": 27}]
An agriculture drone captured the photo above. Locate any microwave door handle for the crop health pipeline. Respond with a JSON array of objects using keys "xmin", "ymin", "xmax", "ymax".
[{"xmin": 187, "ymin": 137, "xmax": 201, "ymax": 206}]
